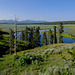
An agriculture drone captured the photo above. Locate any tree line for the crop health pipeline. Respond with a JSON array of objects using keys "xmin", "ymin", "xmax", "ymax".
[
  {"xmin": 0, "ymin": 22, "xmax": 64, "ymax": 55},
  {"xmin": 9, "ymin": 26, "xmax": 40, "ymax": 55},
  {"xmin": 42, "ymin": 22, "xmax": 64, "ymax": 45}
]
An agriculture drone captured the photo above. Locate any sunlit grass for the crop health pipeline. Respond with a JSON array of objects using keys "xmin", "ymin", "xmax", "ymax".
[{"xmin": 0, "ymin": 43, "xmax": 75, "ymax": 75}]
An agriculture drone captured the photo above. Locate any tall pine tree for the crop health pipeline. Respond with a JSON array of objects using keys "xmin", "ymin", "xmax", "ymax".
[
  {"xmin": 29, "ymin": 28, "xmax": 34, "ymax": 44},
  {"xmin": 53, "ymin": 26, "xmax": 57, "ymax": 44},
  {"xmin": 9, "ymin": 29, "xmax": 14, "ymax": 55},
  {"xmin": 58, "ymin": 22, "xmax": 64, "ymax": 43},
  {"xmin": 25, "ymin": 27, "xmax": 28, "ymax": 41},
  {"xmin": 42, "ymin": 32, "xmax": 47, "ymax": 45},
  {"xmin": 0, "ymin": 29, "xmax": 3, "ymax": 40},
  {"xmin": 48, "ymin": 29, "xmax": 53, "ymax": 44},
  {"xmin": 21, "ymin": 30, "xmax": 24, "ymax": 41},
  {"xmin": 34, "ymin": 27, "xmax": 40, "ymax": 46}
]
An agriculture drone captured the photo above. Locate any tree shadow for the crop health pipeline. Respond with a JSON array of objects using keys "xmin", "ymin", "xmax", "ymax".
[{"xmin": 0, "ymin": 59, "xmax": 4, "ymax": 61}]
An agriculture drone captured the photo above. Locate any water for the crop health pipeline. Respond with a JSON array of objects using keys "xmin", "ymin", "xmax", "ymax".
[
  {"xmin": 16, "ymin": 28, "xmax": 75, "ymax": 46},
  {"xmin": 39, "ymin": 28, "xmax": 75, "ymax": 45}
]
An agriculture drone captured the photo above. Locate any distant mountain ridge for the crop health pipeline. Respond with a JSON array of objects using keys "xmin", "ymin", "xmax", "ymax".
[
  {"xmin": 0, "ymin": 20, "xmax": 75, "ymax": 25},
  {"xmin": 0, "ymin": 20, "xmax": 46, "ymax": 24}
]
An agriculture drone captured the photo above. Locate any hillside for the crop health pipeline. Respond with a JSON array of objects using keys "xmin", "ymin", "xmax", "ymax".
[{"xmin": 0, "ymin": 43, "xmax": 75, "ymax": 75}]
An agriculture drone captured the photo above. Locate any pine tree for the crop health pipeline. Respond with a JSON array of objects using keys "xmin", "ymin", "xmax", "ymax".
[
  {"xmin": 0, "ymin": 29, "xmax": 3, "ymax": 40},
  {"xmin": 9, "ymin": 29, "xmax": 14, "ymax": 55},
  {"xmin": 29, "ymin": 28, "xmax": 34, "ymax": 44},
  {"xmin": 25, "ymin": 27, "xmax": 28, "ymax": 41},
  {"xmin": 58, "ymin": 22, "xmax": 64, "ymax": 43},
  {"xmin": 48, "ymin": 29, "xmax": 53, "ymax": 44},
  {"xmin": 53, "ymin": 26, "xmax": 57, "ymax": 44},
  {"xmin": 34, "ymin": 27, "xmax": 40, "ymax": 46},
  {"xmin": 42, "ymin": 32, "xmax": 47, "ymax": 45},
  {"xmin": 21, "ymin": 30, "xmax": 24, "ymax": 41}
]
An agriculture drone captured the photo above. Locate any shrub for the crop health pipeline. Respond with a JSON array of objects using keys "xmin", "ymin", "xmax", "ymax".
[
  {"xmin": 22, "ymin": 66, "xmax": 75, "ymax": 75},
  {"xmin": 14, "ymin": 55, "xmax": 19, "ymax": 61},
  {"xmin": 72, "ymin": 48, "xmax": 75, "ymax": 60},
  {"xmin": 17, "ymin": 41, "xmax": 30, "ymax": 51},
  {"xmin": 17, "ymin": 54, "xmax": 43, "ymax": 66},
  {"xmin": 18, "ymin": 56, "xmax": 27, "ymax": 66}
]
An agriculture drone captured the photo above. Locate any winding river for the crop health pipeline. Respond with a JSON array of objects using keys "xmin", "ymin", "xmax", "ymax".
[{"xmin": 16, "ymin": 28, "xmax": 75, "ymax": 46}]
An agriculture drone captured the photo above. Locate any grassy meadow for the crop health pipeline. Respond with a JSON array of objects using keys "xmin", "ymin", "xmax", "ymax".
[
  {"xmin": 0, "ymin": 24, "xmax": 75, "ymax": 75},
  {"xmin": 0, "ymin": 24, "xmax": 75, "ymax": 32},
  {"xmin": 0, "ymin": 43, "xmax": 75, "ymax": 75}
]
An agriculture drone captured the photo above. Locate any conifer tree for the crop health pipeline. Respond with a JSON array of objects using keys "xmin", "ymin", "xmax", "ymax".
[
  {"xmin": 0, "ymin": 29, "xmax": 3, "ymax": 40},
  {"xmin": 9, "ymin": 29, "xmax": 14, "ymax": 55},
  {"xmin": 53, "ymin": 26, "xmax": 57, "ymax": 44},
  {"xmin": 42, "ymin": 32, "xmax": 47, "ymax": 45},
  {"xmin": 48, "ymin": 29, "xmax": 53, "ymax": 44},
  {"xmin": 21, "ymin": 30, "xmax": 24, "ymax": 41},
  {"xmin": 58, "ymin": 22, "xmax": 64, "ymax": 43},
  {"xmin": 34, "ymin": 27, "xmax": 40, "ymax": 46},
  {"xmin": 25, "ymin": 27, "xmax": 28, "ymax": 41},
  {"xmin": 29, "ymin": 28, "xmax": 34, "ymax": 44}
]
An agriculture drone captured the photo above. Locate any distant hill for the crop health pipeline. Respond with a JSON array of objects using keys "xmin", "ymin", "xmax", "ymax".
[
  {"xmin": 0, "ymin": 20, "xmax": 15, "ymax": 24},
  {"xmin": 35, "ymin": 21, "xmax": 75, "ymax": 25},
  {"xmin": 0, "ymin": 20, "xmax": 75, "ymax": 25},
  {"xmin": 0, "ymin": 20, "xmax": 46, "ymax": 24}
]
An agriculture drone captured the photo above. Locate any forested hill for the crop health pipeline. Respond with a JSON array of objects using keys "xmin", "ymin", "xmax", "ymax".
[
  {"xmin": 34, "ymin": 21, "xmax": 75, "ymax": 25},
  {"xmin": 0, "ymin": 20, "xmax": 75, "ymax": 25}
]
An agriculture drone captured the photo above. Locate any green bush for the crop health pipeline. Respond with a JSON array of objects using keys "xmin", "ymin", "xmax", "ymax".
[
  {"xmin": 18, "ymin": 56, "xmax": 27, "ymax": 66},
  {"xmin": 14, "ymin": 55, "xmax": 19, "ymax": 61},
  {"xmin": 17, "ymin": 41, "xmax": 30, "ymax": 51},
  {"xmin": 22, "ymin": 66, "xmax": 75, "ymax": 75},
  {"xmin": 17, "ymin": 54, "xmax": 43, "ymax": 66},
  {"xmin": 72, "ymin": 48, "xmax": 75, "ymax": 60}
]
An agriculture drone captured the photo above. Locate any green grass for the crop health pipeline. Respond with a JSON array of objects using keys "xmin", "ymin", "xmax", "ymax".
[
  {"xmin": 0, "ymin": 24, "xmax": 75, "ymax": 32},
  {"xmin": 67, "ymin": 30, "xmax": 75, "ymax": 33},
  {"xmin": 0, "ymin": 43, "xmax": 75, "ymax": 75},
  {"xmin": 0, "ymin": 24, "xmax": 75, "ymax": 75}
]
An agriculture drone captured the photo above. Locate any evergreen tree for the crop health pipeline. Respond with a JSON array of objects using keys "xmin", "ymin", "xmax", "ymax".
[
  {"xmin": 58, "ymin": 22, "xmax": 64, "ymax": 43},
  {"xmin": 0, "ymin": 29, "xmax": 3, "ymax": 40},
  {"xmin": 25, "ymin": 27, "xmax": 28, "ymax": 41},
  {"xmin": 29, "ymin": 28, "xmax": 34, "ymax": 44},
  {"xmin": 34, "ymin": 27, "xmax": 40, "ymax": 46},
  {"xmin": 9, "ymin": 29, "xmax": 14, "ymax": 55},
  {"xmin": 33, "ymin": 27, "xmax": 35, "ymax": 31},
  {"xmin": 42, "ymin": 32, "xmax": 47, "ymax": 45},
  {"xmin": 48, "ymin": 29, "xmax": 53, "ymax": 44},
  {"xmin": 53, "ymin": 26, "xmax": 57, "ymax": 44},
  {"xmin": 21, "ymin": 30, "xmax": 24, "ymax": 41}
]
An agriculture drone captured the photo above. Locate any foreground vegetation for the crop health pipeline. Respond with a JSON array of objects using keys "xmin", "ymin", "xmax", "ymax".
[
  {"xmin": 0, "ymin": 44, "xmax": 75, "ymax": 75},
  {"xmin": 0, "ymin": 23, "xmax": 75, "ymax": 75}
]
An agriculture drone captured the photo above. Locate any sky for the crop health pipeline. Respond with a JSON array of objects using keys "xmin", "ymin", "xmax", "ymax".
[{"xmin": 0, "ymin": 0, "xmax": 75, "ymax": 22}]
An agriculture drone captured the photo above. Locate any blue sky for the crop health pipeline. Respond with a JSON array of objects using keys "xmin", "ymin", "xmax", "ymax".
[{"xmin": 0, "ymin": 0, "xmax": 75, "ymax": 22}]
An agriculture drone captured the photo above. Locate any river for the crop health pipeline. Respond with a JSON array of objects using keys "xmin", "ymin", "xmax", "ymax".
[{"xmin": 16, "ymin": 28, "xmax": 75, "ymax": 46}]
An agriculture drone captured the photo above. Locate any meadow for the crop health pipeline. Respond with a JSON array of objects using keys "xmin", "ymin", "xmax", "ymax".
[
  {"xmin": 0, "ymin": 43, "xmax": 75, "ymax": 75},
  {"xmin": 0, "ymin": 24, "xmax": 75, "ymax": 32},
  {"xmin": 0, "ymin": 24, "xmax": 75, "ymax": 75}
]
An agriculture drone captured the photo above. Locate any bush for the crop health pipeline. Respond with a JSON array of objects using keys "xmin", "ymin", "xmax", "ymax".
[
  {"xmin": 72, "ymin": 48, "xmax": 75, "ymax": 60},
  {"xmin": 17, "ymin": 54, "xmax": 43, "ymax": 66},
  {"xmin": 14, "ymin": 55, "xmax": 19, "ymax": 61},
  {"xmin": 17, "ymin": 41, "xmax": 30, "ymax": 51},
  {"xmin": 22, "ymin": 66, "xmax": 75, "ymax": 75},
  {"xmin": 18, "ymin": 56, "xmax": 27, "ymax": 66}
]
